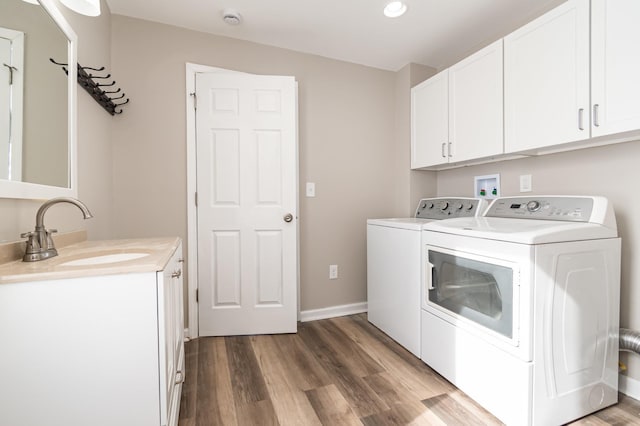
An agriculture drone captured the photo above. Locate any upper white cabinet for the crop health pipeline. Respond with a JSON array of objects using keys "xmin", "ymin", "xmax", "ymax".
[
  {"xmin": 449, "ymin": 40, "xmax": 504, "ymax": 162},
  {"xmin": 411, "ymin": 40, "xmax": 503, "ymax": 169},
  {"xmin": 504, "ymin": 0, "xmax": 590, "ymax": 153},
  {"xmin": 411, "ymin": 70, "xmax": 448, "ymax": 168},
  {"xmin": 591, "ymin": 0, "xmax": 640, "ymax": 138},
  {"xmin": 410, "ymin": 0, "xmax": 640, "ymax": 169}
]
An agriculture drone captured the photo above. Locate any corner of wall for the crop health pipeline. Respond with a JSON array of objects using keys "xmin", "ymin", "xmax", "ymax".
[
  {"xmin": 392, "ymin": 62, "xmax": 438, "ymax": 216},
  {"xmin": 409, "ymin": 63, "xmax": 437, "ymax": 88}
]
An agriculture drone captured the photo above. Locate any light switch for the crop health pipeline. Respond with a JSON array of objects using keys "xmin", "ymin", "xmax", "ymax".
[
  {"xmin": 520, "ymin": 175, "xmax": 532, "ymax": 192},
  {"xmin": 306, "ymin": 182, "xmax": 316, "ymax": 197}
]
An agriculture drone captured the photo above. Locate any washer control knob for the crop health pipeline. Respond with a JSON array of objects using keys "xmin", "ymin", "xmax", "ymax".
[
  {"xmin": 421, "ymin": 203, "xmax": 427, "ymax": 209},
  {"xmin": 466, "ymin": 204, "xmax": 474, "ymax": 211},
  {"xmin": 526, "ymin": 200, "xmax": 541, "ymax": 212},
  {"xmin": 440, "ymin": 201, "xmax": 449, "ymax": 211},
  {"xmin": 428, "ymin": 203, "xmax": 435, "ymax": 209},
  {"xmin": 456, "ymin": 203, "xmax": 464, "ymax": 210}
]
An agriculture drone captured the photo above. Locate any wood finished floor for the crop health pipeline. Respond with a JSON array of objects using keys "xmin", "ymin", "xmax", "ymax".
[{"xmin": 178, "ymin": 314, "xmax": 640, "ymax": 425}]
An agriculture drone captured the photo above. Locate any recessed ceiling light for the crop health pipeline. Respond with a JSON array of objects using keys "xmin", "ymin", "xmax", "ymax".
[{"xmin": 384, "ymin": 1, "xmax": 407, "ymax": 18}]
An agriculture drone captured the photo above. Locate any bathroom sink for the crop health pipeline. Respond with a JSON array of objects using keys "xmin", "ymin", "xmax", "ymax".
[{"xmin": 60, "ymin": 252, "xmax": 150, "ymax": 266}]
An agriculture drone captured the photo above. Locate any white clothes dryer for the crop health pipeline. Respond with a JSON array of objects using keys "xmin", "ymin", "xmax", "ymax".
[
  {"xmin": 420, "ymin": 195, "xmax": 621, "ymax": 425},
  {"xmin": 366, "ymin": 197, "xmax": 487, "ymax": 357}
]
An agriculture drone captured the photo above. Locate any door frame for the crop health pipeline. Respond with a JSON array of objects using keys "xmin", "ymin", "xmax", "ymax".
[{"xmin": 185, "ymin": 63, "xmax": 300, "ymax": 339}]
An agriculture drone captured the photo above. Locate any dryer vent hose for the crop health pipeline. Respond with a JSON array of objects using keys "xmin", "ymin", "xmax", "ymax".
[{"xmin": 620, "ymin": 328, "xmax": 640, "ymax": 354}]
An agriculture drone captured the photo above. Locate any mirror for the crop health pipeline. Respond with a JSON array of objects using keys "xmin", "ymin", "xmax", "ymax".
[{"xmin": 0, "ymin": 0, "xmax": 77, "ymax": 199}]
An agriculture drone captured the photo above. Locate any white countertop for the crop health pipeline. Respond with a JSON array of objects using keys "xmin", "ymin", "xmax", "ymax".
[{"xmin": 0, "ymin": 237, "xmax": 181, "ymax": 284}]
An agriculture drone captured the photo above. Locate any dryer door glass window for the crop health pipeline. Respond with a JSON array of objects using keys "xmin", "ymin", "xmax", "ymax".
[{"xmin": 428, "ymin": 250, "xmax": 514, "ymax": 338}]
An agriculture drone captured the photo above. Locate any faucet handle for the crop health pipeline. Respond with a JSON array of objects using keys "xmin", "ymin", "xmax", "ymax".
[
  {"xmin": 21, "ymin": 231, "xmax": 41, "ymax": 254},
  {"xmin": 45, "ymin": 229, "xmax": 58, "ymax": 250}
]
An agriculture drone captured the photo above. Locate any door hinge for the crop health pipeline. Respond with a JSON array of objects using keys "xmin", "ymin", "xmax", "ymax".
[
  {"xmin": 196, "ymin": 288, "xmax": 199, "ymax": 303},
  {"xmin": 195, "ymin": 192, "xmax": 198, "ymax": 206},
  {"xmin": 190, "ymin": 92, "xmax": 197, "ymax": 110}
]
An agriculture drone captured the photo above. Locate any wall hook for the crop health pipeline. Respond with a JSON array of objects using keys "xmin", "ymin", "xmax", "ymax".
[
  {"xmin": 80, "ymin": 65, "xmax": 105, "ymax": 72},
  {"xmin": 49, "ymin": 58, "xmax": 68, "ymax": 66},
  {"xmin": 88, "ymin": 73, "xmax": 111, "ymax": 79},
  {"xmin": 113, "ymin": 98, "xmax": 130, "ymax": 107}
]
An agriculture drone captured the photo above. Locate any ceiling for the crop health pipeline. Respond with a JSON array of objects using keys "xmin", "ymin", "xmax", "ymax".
[{"xmin": 105, "ymin": 0, "xmax": 567, "ymax": 71}]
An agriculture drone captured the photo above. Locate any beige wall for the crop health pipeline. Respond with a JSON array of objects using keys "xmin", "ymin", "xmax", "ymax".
[
  {"xmin": 109, "ymin": 16, "xmax": 409, "ymax": 313},
  {"xmin": 0, "ymin": 0, "xmax": 112, "ymax": 243},
  {"xmin": 436, "ymin": 139, "xmax": 640, "ymax": 384}
]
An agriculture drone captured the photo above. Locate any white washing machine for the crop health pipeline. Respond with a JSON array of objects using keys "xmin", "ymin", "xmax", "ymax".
[
  {"xmin": 366, "ymin": 197, "xmax": 487, "ymax": 357},
  {"xmin": 420, "ymin": 195, "xmax": 621, "ymax": 425}
]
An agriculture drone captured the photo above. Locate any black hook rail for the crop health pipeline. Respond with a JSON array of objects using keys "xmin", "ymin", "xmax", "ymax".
[{"xmin": 50, "ymin": 58, "xmax": 129, "ymax": 115}]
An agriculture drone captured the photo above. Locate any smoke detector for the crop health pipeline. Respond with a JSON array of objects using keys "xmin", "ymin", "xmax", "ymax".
[{"xmin": 222, "ymin": 9, "xmax": 242, "ymax": 25}]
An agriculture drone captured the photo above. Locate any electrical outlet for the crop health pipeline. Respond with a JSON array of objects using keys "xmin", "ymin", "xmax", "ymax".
[
  {"xmin": 520, "ymin": 174, "xmax": 532, "ymax": 192},
  {"xmin": 329, "ymin": 264, "xmax": 338, "ymax": 280}
]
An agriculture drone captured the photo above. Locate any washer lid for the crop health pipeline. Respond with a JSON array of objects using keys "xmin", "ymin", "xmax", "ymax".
[
  {"xmin": 367, "ymin": 217, "xmax": 431, "ymax": 231},
  {"xmin": 423, "ymin": 216, "xmax": 618, "ymax": 244}
]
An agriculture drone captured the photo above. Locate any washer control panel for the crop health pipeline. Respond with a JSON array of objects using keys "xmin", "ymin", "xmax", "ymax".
[
  {"xmin": 415, "ymin": 198, "xmax": 484, "ymax": 219},
  {"xmin": 486, "ymin": 196, "xmax": 594, "ymax": 222}
]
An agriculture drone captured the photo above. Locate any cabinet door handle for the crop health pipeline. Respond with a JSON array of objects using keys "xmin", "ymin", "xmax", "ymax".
[
  {"xmin": 593, "ymin": 104, "xmax": 600, "ymax": 127},
  {"xmin": 448, "ymin": 142, "xmax": 452, "ymax": 157},
  {"xmin": 578, "ymin": 108, "xmax": 584, "ymax": 131},
  {"xmin": 172, "ymin": 270, "xmax": 182, "ymax": 279},
  {"xmin": 175, "ymin": 370, "xmax": 185, "ymax": 385},
  {"xmin": 441, "ymin": 143, "xmax": 446, "ymax": 158}
]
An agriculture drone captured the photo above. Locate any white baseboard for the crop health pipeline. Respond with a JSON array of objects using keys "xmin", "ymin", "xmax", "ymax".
[
  {"xmin": 299, "ymin": 302, "xmax": 367, "ymax": 322},
  {"xmin": 620, "ymin": 373, "xmax": 640, "ymax": 400}
]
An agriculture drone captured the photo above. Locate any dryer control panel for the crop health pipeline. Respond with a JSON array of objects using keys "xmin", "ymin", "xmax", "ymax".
[
  {"xmin": 486, "ymin": 196, "xmax": 595, "ymax": 222},
  {"xmin": 415, "ymin": 198, "xmax": 486, "ymax": 220}
]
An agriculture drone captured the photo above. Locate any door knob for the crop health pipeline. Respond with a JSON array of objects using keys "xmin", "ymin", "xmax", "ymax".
[{"xmin": 283, "ymin": 213, "xmax": 294, "ymax": 223}]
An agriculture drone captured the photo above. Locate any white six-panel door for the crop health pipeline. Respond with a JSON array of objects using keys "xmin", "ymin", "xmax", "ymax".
[{"xmin": 195, "ymin": 72, "xmax": 297, "ymax": 336}]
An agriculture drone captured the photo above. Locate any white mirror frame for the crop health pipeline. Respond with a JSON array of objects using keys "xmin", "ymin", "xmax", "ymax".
[{"xmin": 0, "ymin": 0, "xmax": 77, "ymax": 200}]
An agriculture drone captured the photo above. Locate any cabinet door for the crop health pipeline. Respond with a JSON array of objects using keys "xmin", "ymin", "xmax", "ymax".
[
  {"xmin": 449, "ymin": 40, "xmax": 503, "ymax": 163},
  {"xmin": 411, "ymin": 70, "xmax": 448, "ymax": 168},
  {"xmin": 591, "ymin": 0, "xmax": 640, "ymax": 137},
  {"xmin": 158, "ymin": 244, "xmax": 184, "ymax": 426},
  {"xmin": 504, "ymin": 0, "xmax": 589, "ymax": 153}
]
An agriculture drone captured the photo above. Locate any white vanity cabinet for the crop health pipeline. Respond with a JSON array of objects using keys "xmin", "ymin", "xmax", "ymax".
[
  {"xmin": 0, "ymin": 242, "xmax": 184, "ymax": 426},
  {"xmin": 591, "ymin": 0, "xmax": 640, "ymax": 138},
  {"xmin": 411, "ymin": 40, "xmax": 503, "ymax": 169},
  {"xmin": 504, "ymin": 0, "xmax": 590, "ymax": 153}
]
